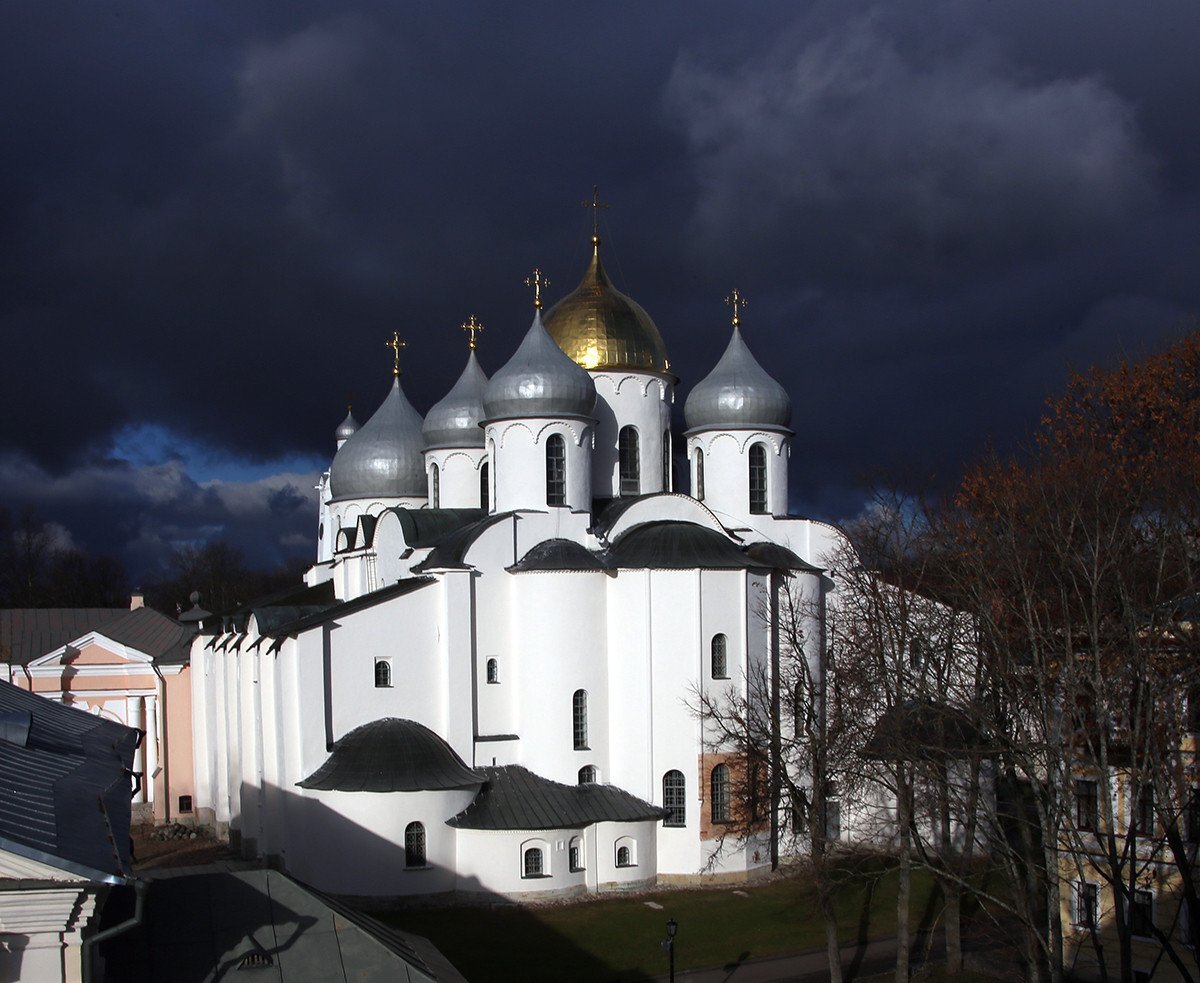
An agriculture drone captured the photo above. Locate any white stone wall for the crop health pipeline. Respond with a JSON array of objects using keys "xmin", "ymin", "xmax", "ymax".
[{"xmin": 590, "ymin": 372, "xmax": 673, "ymax": 498}]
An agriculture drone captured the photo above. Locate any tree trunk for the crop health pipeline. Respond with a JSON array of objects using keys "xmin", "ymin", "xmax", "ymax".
[
  {"xmin": 944, "ymin": 880, "xmax": 962, "ymax": 975},
  {"xmin": 896, "ymin": 768, "xmax": 912, "ymax": 983}
]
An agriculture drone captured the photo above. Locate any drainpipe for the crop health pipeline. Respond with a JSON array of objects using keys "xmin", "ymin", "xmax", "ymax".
[{"xmin": 81, "ymin": 878, "xmax": 148, "ymax": 982}]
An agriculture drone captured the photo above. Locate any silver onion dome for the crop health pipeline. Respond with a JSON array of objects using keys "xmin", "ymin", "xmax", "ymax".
[
  {"xmin": 334, "ymin": 408, "xmax": 359, "ymax": 442},
  {"xmin": 482, "ymin": 311, "xmax": 597, "ymax": 420},
  {"xmin": 423, "ymin": 350, "xmax": 489, "ymax": 449},
  {"xmin": 329, "ymin": 377, "xmax": 426, "ymax": 499},
  {"xmin": 684, "ymin": 326, "xmax": 792, "ymax": 431}
]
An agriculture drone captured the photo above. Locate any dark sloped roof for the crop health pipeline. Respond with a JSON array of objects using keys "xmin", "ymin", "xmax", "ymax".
[
  {"xmin": 264, "ymin": 578, "xmax": 435, "ymax": 638},
  {"xmin": 508, "ymin": 538, "xmax": 609, "ymax": 572},
  {"xmin": 298, "ymin": 718, "xmax": 482, "ymax": 792},
  {"xmin": 412, "ymin": 512, "xmax": 517, "ymax": 572},
  {"xmin": 861, "ymin": 699, "xmax": 988, "ymax": 762},
  {"xmin": 608, "ymin": 521, "xmax": 757, "ymax": 570},
  {"xmin": 391, "ymin": 507, "xmax": 486, "ymax": 548},
  {"xmin": 743, "ymin": 541, "xmax": 823, "ymax": 572},
  {"xmin": 241, "ymin": 580, "xmax": 339, "ymax": 635},
  {"xmin": 0, "ymin": 680, "xmax": 139, "ymax": 880},
  {"xmin": 92, "ymin": 607, "xmax": 196, "ymax": 666},
  {"xmin": 0, "ymin": 608, "xmax": 126, "ymax": 666},
  {"xmin": 447, "ymin": 765, "xmax": 664, "ymax": 830}
]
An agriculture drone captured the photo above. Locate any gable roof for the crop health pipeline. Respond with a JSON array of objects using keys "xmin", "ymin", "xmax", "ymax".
[
  {"xmin": 447, "ymin": 765, "xmax": 664, "ymax": 830},
  {"xmin": 0, "ymin": 608, "xmax": 126, "ymax": 666},
  {"xmin": 0, "ymin": 680, "xmax": 139, "ymax": 881},
  {"xmin": 88, "ymin": 606, "xmax": 196, "ymax": 666}
]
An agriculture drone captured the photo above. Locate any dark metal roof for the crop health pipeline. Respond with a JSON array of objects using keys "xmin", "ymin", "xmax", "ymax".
[
  {"xmin": 861, "ymin": 699, "xmax": 988, "ymax": 761},
  {"xmin": 0, "ymin": 608, "xmax": 126, "ymax": 666},
  {"xmin": 0, "ymin": 680, "xmax": 139, "ymax": 880},
  {"xmin": 297, "ymin": 718, "xmax": 482, "ymax": 792},
  {"xmin": 91, "ymin": 607, "xmax": 196, "ymax": 666},
  {"xmin": 263, "ymin": 577, "xmax": 435, "ymax": 638},
  {"xmin": 412, "ymin": 512, "xmax": 517, "ymax": 572},
  {"xmin": 100, "ymin": 869, "xmax": 467, "ymax": 982},
  {"xmin": 608, "ymin": 521, "xmax": 758, "ymax": 570},
  {"xmin": 447, "ymin": 765, "xmax": 664, "ymax": 830},
  {"xmin": 391, "ymin": 507, "xmax": 486, "ymax": 548},
  {"xmin": 743, "ymin": 541, "xmax": 823, "ymax": 573},
  {"xmin": 507, "ymin": 538, "xmax": 609, "ymax": 572},
  {"xmin": 241, "ymin": 580, "xmax": 339, "ymax": 635}
]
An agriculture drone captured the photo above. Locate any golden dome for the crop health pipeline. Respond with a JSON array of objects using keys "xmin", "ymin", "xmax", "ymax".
[{"xmin": 543, "ymin": 238, "xmax": 670, "ymax": 373}]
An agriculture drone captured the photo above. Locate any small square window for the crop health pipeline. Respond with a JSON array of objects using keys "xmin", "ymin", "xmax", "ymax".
[{"xmin": 178, "ymin": 794, "xmax": 193, "ymax": 814}]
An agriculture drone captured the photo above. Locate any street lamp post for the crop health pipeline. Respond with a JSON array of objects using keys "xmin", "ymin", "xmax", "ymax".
[{"xmin": 665, "ymin": 918, "xmax": 678, "ymax": 983}]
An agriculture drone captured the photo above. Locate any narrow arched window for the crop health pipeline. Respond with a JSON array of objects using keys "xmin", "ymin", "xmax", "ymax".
[
  {"xmin": 480, "ymin": 461, "xmax": 490, "ymax": 510},
  {"xmin": 663, "ymin": 770, "xmax": 686, "ymax": 827},
  {"xmin": 616, "ymin": 845, "xmax": 632, "ymax": 867},
  {"xmin": 374, "ymin": 659, "xmax": 391, "ymax": 688},
  {"xmin": 711, "ymin": 634, "xmax": 728, "ymax": 678},
  {"xmin": 546, "ymin": 434, "xmax": 566, "ymax": 506},
  {"xmin": 662, "ymin": 431, "xmax": 671, "ymax": 491},
  {"xmin": 430, "ymin": 464, "xmax": 440, "ymax": 508},
  {"xmin": 618, "ymin": 426, "xmax": 640, "ymax": 496},
  {"xmin": 694, "ymin": 448, "xmax": 705, "ymax": 501},
  {"xmin": 569, "ymin": 837, "xmax": 583, "ymax": 872},
  {"xmin": 711, "ymin": 764, "xmax": 730, "ymax": 823},
  {"xmin": 523, "ymin": 847, "xmax": 543, "ymax": 877},
  {"xmin": 486, "ymin": 658, "xmax": 499, "ymax": 684},
  {"xmin": 749, "ymin": 443, "xmax": 768, "ymax": 513},
  {"xmin": 404, "ymin": 821, "xmax": 426, "ymax": 867},
  {"xmin": 573, "ymin": 689, "xmax": 588, "ymax": 750},
  {"xmin": 578, "ymin": 765, "xmax": 597, "ymax": 784}
]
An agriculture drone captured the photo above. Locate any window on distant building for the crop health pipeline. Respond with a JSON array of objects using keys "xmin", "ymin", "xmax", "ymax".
[
  {"xmin": 523, "ymin": 847, "xmax": 544, "ymax": 878},
  {"xmin": 694, "ymin": 448, "xmax": 705, "ymax": 501},
  {"xmin": 663, "ymin": 770, "xmax": 686, "ymax": 827},
  {"xmin": 1075, "ymin": 779, "xmax": 1099, "ymax": 832},
  {"xmin": 480, "ymin": 461, "xmax": 490, "ymax": 510},
  {"xmin": 404, "ymin": 822, "xmax": 426, "ymax": 868},
  {"xmin": 1131, "ymin": 889, "xmax": 1154, "ymax": 938},
  {"xmin": 430, "ymin": 463, "xmax": 440, "ymax": 508},
  {"xmin": 569, "ymin": 836, "xmax": 583, "ymax": 872},
  {"xmin": 578, "ymin": 765, "xmax": 597, "ymax": 784},
  {"xmin": 711, "ymin": 764, "xmax": 730, "ymax": 823},
  {"xmin": 546, "ymin": 434, "xmax": 566, "ymax": 506},
  {"xmin": 619, "ymin": 426, "xmax": 640, "ymax": 496},
  {"xmin": 374, "ymin": 659, "xmax": 392, "ymax": 689},
  {"xmin": 486, "ymin": 658, "xmax": 499, "ymax": 684},
  {"xmin": 711, "ymin": 633, "xmax": 728, "ymax": 679},
  {"xmin": 1135, "ymin": 784, "xmax": 1155, "ymax": 836},
  {"xmin": 573, "ymin": 689, "xmax": 588, "ymax": 750},
  {"xmin": 749, "ymin": 443, "xmax": 768, "ymax": 513},
  {"xmin": 1188, "ymin": 789, "xmax": 1200, "ymax": 843},
  {"xmin": 1074, "ymin": 881, "xmax": 1099, "ymax": 931}
]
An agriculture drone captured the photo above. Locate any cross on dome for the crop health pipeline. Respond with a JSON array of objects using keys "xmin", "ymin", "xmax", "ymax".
[
  {"xmin": 461, "ymin": 314, "xmax": 484, "ymax": 351},
  {"xmin": 581, "ymin": 185, "xmax": 609, "ymax": 242},
  {"xmin": 386, "ymin": 331, "xmax": 407, "ymax": 377},
  {"xmin": 525, "ymin": 269, "xmax": 550, "ymax": 310},
  {"xmin": 725, "ymin": 288, "xmax": 747, "ymax": 329}
]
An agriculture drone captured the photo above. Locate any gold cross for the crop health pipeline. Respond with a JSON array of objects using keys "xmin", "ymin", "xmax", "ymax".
[
  {"xmin": 725, "ymin": 288, "xmax": 747, "ymax": 329},
  {"xmin": 461, "ymin": 314, "xmax": 484, "ymax": 351},
  {"xmin": 525, "ymin": 268, "xmax": 550, "ymax": 310},
  {"xmin": 386, "ymin": 330, "xmax": 407, "ymax": 377},
  {"xmin": 581, "ymin": 185, "xmax": 609, "ymax": 239}
]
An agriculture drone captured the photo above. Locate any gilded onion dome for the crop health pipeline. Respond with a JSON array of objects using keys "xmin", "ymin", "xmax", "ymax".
[
  {"xmin": 684, "ymin": 326, "xmax": 792, "ymax": 431},
  {"xmin": 543, "ymin": 238, "xmax": 670, "ymax": 373},
  {"xmin": 329, "ymin": 377, "xmax": 426, "ymax": 499},
  {"xmin": 483, "ymin": 311, "xmax": 597, "ymax": 420},
  {"xmin": 422, "ymin": 350, "xmax": 489, "ymax": 449},
  {"xmin": 334, "ymin": 408, "xmax": 358, "ymax": 442}
]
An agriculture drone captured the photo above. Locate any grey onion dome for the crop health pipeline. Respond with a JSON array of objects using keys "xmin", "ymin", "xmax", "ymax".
[
  {"xmin": 684, "ymin": 326, "xmax": 792, "ymax": 431},
  {"xmin": 329, "ymin": 377, "xmax": 427, "ymax": 499},
  {"xmin": 422, "ymin": 350, "xmax": 489, "ymax": 449},
  {"xmin": 334, "ymin": 408, "xmax": 358, "ymax": 442},
  {"xmin": 482, "ymin": 311, "xmax": 597, "ymax": 420}
]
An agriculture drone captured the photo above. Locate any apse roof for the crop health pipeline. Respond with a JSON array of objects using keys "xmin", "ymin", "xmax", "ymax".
[
  {"xmin": 608, "ymin": 521, "xmax": 758, "ymax": 570},
  {"xmin": 298, "ymin": 718, "xmax": 481, "ymax": 792},
  {"xmin": 411, "ymin": 512, "xmax": 518, "ymax": 572},
  {"xmin": 390, "ymin": 508, "xmax": 486, "ymax": 549},
  {"xmin": 0, "ymin": 680, "xmax": 139, "ymax": 881},
  {"xmin": 447, "ymin": 765, "xmax": 664, "ymax": 830},
  {"xmin": 507, "ymin": 539, "xmax": 609, "ymax": 572},
  {"xmin": 743, "ymin": 541, "xmax": 823, "ymax": 573}
]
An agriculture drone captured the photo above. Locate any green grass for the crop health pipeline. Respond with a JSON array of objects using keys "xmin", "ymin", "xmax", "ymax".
[{"xmin": 380, "ymin": 859, "xmax": 940, "ymax": 982}]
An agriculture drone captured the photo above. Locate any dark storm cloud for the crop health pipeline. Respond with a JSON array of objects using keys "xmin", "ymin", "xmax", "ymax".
[{"xmin": 2, "ymin": 1, "xmax": 1198, "ymax": 575}]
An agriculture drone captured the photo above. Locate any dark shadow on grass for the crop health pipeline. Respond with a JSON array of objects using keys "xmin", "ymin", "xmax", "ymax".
[
  {"xmin": 719, "ymin": 949, "xmax": 752, "ymax": 979},
  {"xmin": 845, "ymin": 874, "xmax": 877, "ymax": 979}
]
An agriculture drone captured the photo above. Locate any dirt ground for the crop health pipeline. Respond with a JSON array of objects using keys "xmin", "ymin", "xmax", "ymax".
[{"xmin": 129, "ymin": 822, "xmax": 242, "ymax": 872}]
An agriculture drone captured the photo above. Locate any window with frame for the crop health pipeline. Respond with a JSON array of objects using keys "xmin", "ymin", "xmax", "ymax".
[
  {"xmin": 749, "ymin": 443, "xmax": 768, "ymax": 513},
  {"xmin": 711, "ymin": 633, "xmax": 728, "ymax": 679},
  {"xmin": 546, "ymin": 434, "xmax": 566, "ymax": 506},
  {"xmin": 572, "ymin": 689, "xmax": 588, "ymax": 750},
  {"xmin": 663, "ymin": 770, "xmax": 686, "ymax": 827},
  {"xmin": 569, "ymin": 837, "xmax": 583, "ymax": 872},
  {"xmin": 616, "ymin": 845, "xmax": 632, "ymax": 867},
  {"xmin": 618, "ymin": 426, "xmax": 640, "ymax": 496},
  {"xmin": 178, "ymin": 794, "xmax": 193, "ymax": 814},
  {"xmin": 578, "ymin": 765, "xmax": 597, "ymax": 784},
  {"xmin": 1074, "ymin": 881, "xmax": 1099, "ymax": 930},
  {"xmin": 404, "ymin": 821, "xmax": 426, "ymax": 868},
  {"xmin": 486, "ymin": 658, "xmax": 499, "ymax": 684},
  {"xmin": 694, "ymin": 448, "xmax": 705, "ymax": 501},
  {"xmin": 430, "ymin": 463, "xmax": 440, "ymax": 508},
  {"xmin": 374, "ymin": 659, "xmax": 392, "ymax": 689},
  {"xmin": 523, "ymin": 847, "xmax": 544, "ymax": 878},
  {"xmin": 480, "ymin": 461, "xmax": 490, "ymax": 510},
  {"xmin": 1075, "ymin": 779, "xmax": 1099, "ymax": 832},
  {"xmin": 1131, "ymin": 889, "xmax": 1154, "ymax": 938},
  {"xmin": 710, "ymin": 764, "xmax": 730, "ymax": 823},
  {"xmin": 1135, "ymin": 784, "xmax": 1155, "ymax": 836}
]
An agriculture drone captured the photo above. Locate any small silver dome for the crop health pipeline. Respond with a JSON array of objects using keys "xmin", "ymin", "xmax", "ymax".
[
  {"xmin": 423, "ymin": 351, "xmax": 489, "ymax": 449},
  {"xmin": 482, "ymin": 311, "xmax": 597, "ymax": 420},
  {"xmin": 329, "ymin": 378, "xmax": 426, "ymax": 499},
  {"xmin": 684, "ymin": 327, "xmax": 792, "ymax": 431},
  {"xmin": 335, "ymin": 408, "xmax": 358, "ymax": 442}
]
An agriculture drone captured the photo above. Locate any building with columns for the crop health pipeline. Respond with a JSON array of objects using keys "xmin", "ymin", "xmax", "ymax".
[{"xmin": 191, "ymin": 223, "xmax": 849, "ymax": 899}]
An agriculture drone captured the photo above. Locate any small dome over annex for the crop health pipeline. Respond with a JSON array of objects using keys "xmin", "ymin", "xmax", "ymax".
[
  {"xmin": 423, "ymin": 350, "xmax": 489, "ymax": 449},
  {"xmin": 684, "ymin": 320, "xmax": 792, "ymax": 432},
  {"xmin": 334, "ymin": 408, "xmax": 358, "ymax": 442},
  {"xmin": 329, "ymin": 376, "xmax": 426, "ymax": 499},
  {"xmin": 482, "ymin": 310, "xmax": 597, "ymax": 420},
  {"xmin": 543, "ymin": 235, "xmax": 670, "ymax": 373}
]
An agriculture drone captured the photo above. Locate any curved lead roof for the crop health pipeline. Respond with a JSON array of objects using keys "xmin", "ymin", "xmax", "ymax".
[
  {"xmin": 683, "ymin": 326, "xmax": 792, "ymax": 431},
  {"xmin": 482, "ymin": 311, "xmax": 597, "ymax": 420},
  {"xmin": 329, "ymin": 378, "xmax": 426, "ymax": 500},
  {"xmin": 334, "ymin": 408, "xmax": 358, "ymax": 442},
  {"xmin": 422, "ymin": 351, "xmax": 489, "ymax": 449}
]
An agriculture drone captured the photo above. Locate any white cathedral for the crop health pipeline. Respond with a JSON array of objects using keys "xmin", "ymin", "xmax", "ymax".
[{"xmin": 189, "ymin": 226, "xmax": 849, "ymax": 899}]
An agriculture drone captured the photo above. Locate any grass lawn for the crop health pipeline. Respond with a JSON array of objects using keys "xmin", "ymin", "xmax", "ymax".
[{"xmin": 380, "ymin": 859, "xmax": 941, "ymax": 982}]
